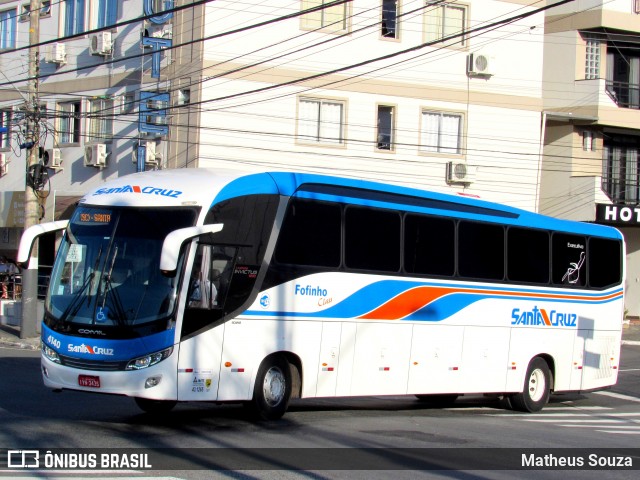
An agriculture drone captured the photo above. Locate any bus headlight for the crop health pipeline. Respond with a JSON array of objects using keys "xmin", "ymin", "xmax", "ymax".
[
  {"xmin": 42, "ymin": 342, "xmax": 61, "ymax": 364},
  {"xmin": 126, "ymin": 347, "xmax": 173, "ymax": 370}
]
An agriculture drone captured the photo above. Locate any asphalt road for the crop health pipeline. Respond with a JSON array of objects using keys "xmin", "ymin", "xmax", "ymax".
[{"xmin": 0, "ymin": 342, "xmax": 639, "ymax": 479}]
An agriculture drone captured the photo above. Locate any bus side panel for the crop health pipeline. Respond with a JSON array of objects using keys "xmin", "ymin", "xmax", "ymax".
[
  {"xmin": 459, "ymin": 326, "xmax": 511, "ymax": 393},
  {"xmin": 316, "ymin": 321, "xmax": 343, "ymax": 397},
  {"xmin": 349, "ymin": 323, "xmax": 412, "ymax": 396},
  {"xmin": 505, "ymin": 327, "xmax": 576, "ymax": 393},
  {"xmin": 579, "ymin": 329, "xmax": 622, "ymax": 391},
  {"xmin": 407, "ymin": 325, "xmax": 464, "ymax": 395},
  {"xmin": 177, "ymin": 325, "xmax": 225, "ymax": 401},
  {"xmin": 335, "ymin": 322, "xmax": 357, "ymax": 397},
  {"xmin": 218, "ymin": 319, "xmax": 323, "ymax": 401}
]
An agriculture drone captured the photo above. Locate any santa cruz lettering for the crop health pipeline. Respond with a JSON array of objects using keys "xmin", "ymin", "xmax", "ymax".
[
  {"xmin": 93, "ymin": 185, "xmax": 182, "ymax": 198},
  {"xmin": 68, "ymin": 343, "xmax": 115, "ymax": 356},
  {"xmin": 511, "ymin": 306, "xmax": 577, "ymax": 327}
]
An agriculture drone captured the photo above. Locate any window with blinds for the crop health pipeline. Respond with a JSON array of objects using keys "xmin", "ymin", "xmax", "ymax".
[
  {"xmin": 297, "ymin": 98, "xmax": 345, "ymax": 145},
  {"xmin": 420, "ymin": 111, "xmax": 463, "ymax": 154}
]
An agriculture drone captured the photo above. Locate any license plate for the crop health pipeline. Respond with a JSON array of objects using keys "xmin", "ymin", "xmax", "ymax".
[{"xmin": 78, "ymin": 375, "xmax": 100, "ymax": 388}]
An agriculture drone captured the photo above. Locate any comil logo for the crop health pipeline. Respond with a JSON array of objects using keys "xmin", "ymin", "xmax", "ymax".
[
  {"xmin": 511, "ymin": 306, "xmax": 577, "ymax": 327},
  {"xmin": 93, "ymin": 185, "xmax": 182, "ymax": 198}
]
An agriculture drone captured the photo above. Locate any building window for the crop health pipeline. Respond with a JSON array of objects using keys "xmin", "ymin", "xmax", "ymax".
[
  {"xmin": 63, "ymin": 0, "xmax": 86, "ymax": 36},
  {"xmin": 381, "ymin": 0, "xmax": 399, "ymax": 39},
  {"xmin": 602, "ymin": 134, "xmax": 640, "ymax": 204},
  {"xmin": 58, "ymin": 101, "xmax": 81, "ymax": 145},
  {"xmin": 583, "ymin": 130, "xmax": 597, "ymax": 152},
  {"xmin": 96, "ymin": 0, "xmax": 117, "ymax": 28},
  {"xmin": 584, "ymin": 34, "xmax": 601, "ymax": 80},
  {"xmin": 606, "ymin": 43, "xmax": 640, "ymax": 109},
  {"xmin": 121, "ymin": 93, "xmax": 135, "ymax": 114},
  {"xmin": 420, "ymin": 110, "xmax": 462, "ymax": 154},
  {"xmin": 376, "ymin": 105, "xmax": 395, "ymax": 150},
  {"xmin": 301, "ymin": 0, "xmax": 348, "ymax": 33},
  {"xmin": 0, "ymin": 109, "xmax": 11, "ymax": 150},
  {"xmin": 88, "ymin": 98, "xmax": 114, "ymax": 142},
  {"xmin": 424, "ymin": 2, "xmax": 467, "ymax": 47},
  {"xmin": 298, "ymin": 98, "xmax": 345, "ymax": 145},
  {"xmin": 0, "ymin": 9, "xmax": 17, "ymax": 50},
  {"xmin": 20, "ymin": 1, "xmax": 51, "ymax": 22}
]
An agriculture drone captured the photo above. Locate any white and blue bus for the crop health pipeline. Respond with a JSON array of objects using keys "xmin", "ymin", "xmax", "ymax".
[{"xmin": 19, "ymin": 169, "xmax": 625, "ymax": 419}]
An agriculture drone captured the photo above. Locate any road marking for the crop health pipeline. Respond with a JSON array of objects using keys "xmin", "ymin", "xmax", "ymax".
[
  {"xmin": 561, "ymin": 425, "xmax": 640, "ymax": 429},
  {"xmin": 619, "ymin": 368, "xmax": 640, "ymax": 372},
  {"xmin": 522, "ymin": 419, "xmax": 627, "ymax": 423},
  {"xmin": 594, "ymin": 391, "xmax": 640, "ymax": 403},
  {"xmin": 596, "ymin": 430, "xmax": 640, "ymax": 435}
]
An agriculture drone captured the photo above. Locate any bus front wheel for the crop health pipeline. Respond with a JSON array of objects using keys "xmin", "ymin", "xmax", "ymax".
[
  {"xmin": 134, "ymin": 397, "xmax": 177, "ymax": 414},
  {"xmin": 248, "ymin": 355, "xmax": 292, "ymax": 420},
  {"xmin": 510, "ymin": 357, "xmax": 551, "ymax": 412}
]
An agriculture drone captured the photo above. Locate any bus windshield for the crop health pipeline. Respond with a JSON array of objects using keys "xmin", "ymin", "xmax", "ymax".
[{"xmin": 45, "ymin": 205, "xmax": 198, "ymax": 332}]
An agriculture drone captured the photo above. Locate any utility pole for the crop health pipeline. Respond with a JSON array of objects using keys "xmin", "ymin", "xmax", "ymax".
[{"xmin": 21, "ymin": 0, "xmax": 41, "ymax": 339}]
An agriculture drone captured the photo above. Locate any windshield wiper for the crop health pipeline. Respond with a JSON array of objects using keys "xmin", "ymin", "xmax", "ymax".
[
  {"xmin": 57, "ymin": 244, "xmax": 103, "ymax": 324},
  {"xmin": 99, "ymin": 246, "xmax": 128, "ymax": 325},
  {"xmin": 58, "ymin": 271, "xmax": 95, "ymax": 324}
]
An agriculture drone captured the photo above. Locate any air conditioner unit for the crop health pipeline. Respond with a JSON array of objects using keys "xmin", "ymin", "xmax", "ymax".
[
  {"xmin": 84, "ymin": 144, "xmax": 107, "ymax": 168},
  {"xmin": 89, "ymin": 32, "xmax": 113, "ymax": 56},
  {"xmin": 142, "ymin": 141, "xmax": 159, "ymax": 165},
  {"xmin": 447, "ymin": 161, "xmax": 476, "ymax": 184},
  {"xmin": 467, "ymin": 52, "xmax": 493, "ymax": 77},
  {"xmin": 44, "ymin": 148, "xmax": 62, "ymax": 169},
  {"xmin": 45, "ymin": 43, "xmax": 66, "ymax": 64},
  {"xmin": 0, "ymin": 153, "xmax": 7, "ymax": 176}
]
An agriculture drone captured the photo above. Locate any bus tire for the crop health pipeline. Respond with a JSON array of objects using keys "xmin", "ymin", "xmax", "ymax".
[
  {"xmin": 134, "ymin": 397, "xmax": 177, "ymax": 414},
  {"xmin": 415, "ymin": 394, "xmax": 459, "ymax": 406},
  {"xmin": 249, "ymin": 355, "xmax": 292, "ymax": 421},
  {"xmin": 510, "ymin": 357, "xmax": 551, "ymax": 412}
]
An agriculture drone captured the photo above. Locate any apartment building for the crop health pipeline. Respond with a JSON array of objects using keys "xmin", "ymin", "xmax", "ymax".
[
  {"xmin": 540, "ymin": 0, "xmax": 640, "ymax": 315},
  {"xmin": 0, "ymin": 2, "xmax": 553, "ymax": 292}
]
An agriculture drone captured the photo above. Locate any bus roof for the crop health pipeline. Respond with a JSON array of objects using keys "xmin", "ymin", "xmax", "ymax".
[{"xmin": 81, "ymin": 168, "xmax": 621, "ymax": 240}]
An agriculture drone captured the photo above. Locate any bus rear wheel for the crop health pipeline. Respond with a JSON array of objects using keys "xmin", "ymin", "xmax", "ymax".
[
  {"xmin": 510, "ymin": 357, "xmax": 551, "ymax": 412},
  {"xmin": 248, "ymin": 355, "xmax": 292, "ymax": 420},
  {"xmin": 134, "ymin": 397, "xmax": 177, "ymax": 414}
]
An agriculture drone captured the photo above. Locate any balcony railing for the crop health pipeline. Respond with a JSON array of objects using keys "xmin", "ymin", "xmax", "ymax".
[{"xmin": 606, "ymin": 80, "xmax": 640, "ymax": 109}]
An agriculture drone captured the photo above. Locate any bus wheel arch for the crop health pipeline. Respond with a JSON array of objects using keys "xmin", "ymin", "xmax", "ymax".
[
  {"xmin": 510, "ymin": 356, "xmax": 553, "ymax": 412},
  {"xmin": 247, "ymin": 353, "xmax": 297, "ymax": 420}
]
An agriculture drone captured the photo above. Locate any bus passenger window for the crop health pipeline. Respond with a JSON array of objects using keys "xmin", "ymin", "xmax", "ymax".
[
  {"xmin": 458, "ymin": 221, "xmax": 505, "ymax": 280},
  {"xmin": 276, "ymin": 199, "xmax": 341, "ymax": 267},
  {"xmin": 507, "ymin": 227, "xmax": 549, "ymax": 284},
  {"xmin": 552, "ymin": 233, "xmax": 586, "ymax": 287},
  {"xmin": 588, "ymin": 237, "xmax": 621, "ymax": 288},
  {"xmin": 404, "ymin": 214, "xmax": 454, "ymax": 276},
  {"xmin": 345, "ymin": 207, "xmax": 400, "ymax": 272}
]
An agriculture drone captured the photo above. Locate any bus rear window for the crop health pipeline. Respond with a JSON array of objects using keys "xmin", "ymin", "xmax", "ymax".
[{"xmin": 589, "ymin": 237, "xmax": 622, "ymax": 288}]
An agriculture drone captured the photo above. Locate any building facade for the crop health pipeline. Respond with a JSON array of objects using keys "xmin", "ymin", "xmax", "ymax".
[
  {"xmin": 9, "ymin": 2, "xmax": 634, "ymax": 312},
  {"xmin": 540, "ymin": 0, "xmax": 640, "ymax": 315}
]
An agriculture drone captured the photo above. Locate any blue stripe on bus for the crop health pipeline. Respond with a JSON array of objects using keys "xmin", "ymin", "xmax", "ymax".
[
  {"xmin": 42, "ymin": 323, "xmax": 175, "ymax": 362},
  {"xmin": 245, "ymin": 280, "xmax": 623, "ymax": 321}
]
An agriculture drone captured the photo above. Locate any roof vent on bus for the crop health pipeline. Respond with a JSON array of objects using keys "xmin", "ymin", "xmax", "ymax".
[{"xmin": 446, "ymin": 161, "xmax": 476, "ymax": 185}]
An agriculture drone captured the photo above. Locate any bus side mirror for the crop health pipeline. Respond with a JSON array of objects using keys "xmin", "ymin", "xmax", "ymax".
[
  {"xmin": 17, "ymin": 220, "xmax": 69, "ymax": 268},
  {"xmin": 160, "ymin": 224, "xmax": 224, "ymax": 276}
]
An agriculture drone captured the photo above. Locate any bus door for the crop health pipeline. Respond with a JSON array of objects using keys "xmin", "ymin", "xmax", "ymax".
[{"xmin": 177, "ymin": 243, "xmax": 236, "ymax": 401}]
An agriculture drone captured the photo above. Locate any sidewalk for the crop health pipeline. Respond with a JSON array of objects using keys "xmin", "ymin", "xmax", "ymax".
[{"xmin": 1, "ymin": 319, "xmax": 640, "ymax": 351}]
